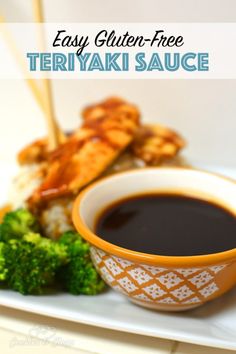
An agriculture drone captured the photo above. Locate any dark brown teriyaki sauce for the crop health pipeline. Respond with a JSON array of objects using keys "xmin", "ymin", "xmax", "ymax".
[{"xmin": 95, "ymin": 193, "xmax": 236, "ymax": 256}]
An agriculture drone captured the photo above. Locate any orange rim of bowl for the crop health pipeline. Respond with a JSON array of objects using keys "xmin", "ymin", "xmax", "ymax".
[{"xmin": 72, "ymin": 167, "xmax": 236, "ymax": 267}]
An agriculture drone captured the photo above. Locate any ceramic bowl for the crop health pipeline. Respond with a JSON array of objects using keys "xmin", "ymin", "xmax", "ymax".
[{"xmin": 72, "ymin": 168, "xmax": 236, "ymax": 311}]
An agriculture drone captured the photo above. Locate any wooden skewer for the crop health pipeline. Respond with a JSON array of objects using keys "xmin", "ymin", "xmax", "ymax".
[
  {"xmin": 32, "ymin": 0, "xmax": 61, "ymax": 150},
  {"xmin": 0, "ymin": 15, "xmax": 44, "ymax": 112},
  {"xmin": 0, "ymin": 14, "xmax": 66, "ymax": 148}
]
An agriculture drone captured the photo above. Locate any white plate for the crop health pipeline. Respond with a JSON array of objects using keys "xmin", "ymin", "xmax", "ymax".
[{"xmin": 0, "ymin": 162, "xmax": 236, "ymax": 351}]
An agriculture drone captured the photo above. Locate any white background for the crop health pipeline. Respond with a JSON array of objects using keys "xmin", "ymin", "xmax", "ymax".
[{"xmin": 0, "ymin": 0, "xmax": 236, "ymax": 167}]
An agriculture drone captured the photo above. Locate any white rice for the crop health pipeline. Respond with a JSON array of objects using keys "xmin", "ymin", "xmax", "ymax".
[
  {"xmin": 40, "ymin": 198, "xmax": 74, "ymax": 239},
  {"xmin": 8, "ymin": 164, "xmax": 43, "ymax": 209},
  {"xmin": 8, "ymin": 164, "xmax": 73, "ymax": 239}
]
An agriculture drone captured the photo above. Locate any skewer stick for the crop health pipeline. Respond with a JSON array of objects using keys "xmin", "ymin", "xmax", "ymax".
[
  {"xmin": 0, "ymin": 14, "xmax": 66, "ymax": 146},
  {"xmin": 0, "ymin": 15, "xmax": 44, "ymax": 111},
  {"xmin": 32, "ymin": 0, "xmax": 61, "ymax": 150}
]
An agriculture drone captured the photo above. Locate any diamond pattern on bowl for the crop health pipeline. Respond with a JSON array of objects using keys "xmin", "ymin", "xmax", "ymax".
[
  {"xmin": 113, "ymin": 284, "xmax": 127, "ymax": 295},
  {"xmin": 118, "ymin": 276, "xmax": 138, "ymax": 293},
  {"xmin": 142, "ymin": 265, "xmax": 166, "ymax": 275},
  {"xmin": 182, "ymin": 296, "xmax": 201, "ymax": 304},
  {"xmin": 133, "ymin": 293, "xmax": 152, "ymax": 302},
  {"xmin": 199, "ymin": 282, "xmax": 219, "ymax": 298},
  {"xmin": 209, "ymin": 265, "xmax": 227, "ymax": 274},
  {"xmin": 158, "ymin": 297, "xmax": 176, "ymax": 304},
  {"xmin": 158, "ymin": 272, "xmax": 183, "ymax": 289},
  {"xmin": 143, "ymin": 284, "xmax": 167, "ymax": 299},
  {"xmin": 90, "ymin": 248, "xmax": 102, "ymax": 264},
  {"xmin": 170, "ymin": 285, "xmax": 194, "ymax": 300},
  {"xmin": 96, "ymin": 249, "xmax": 106, "ymax": 258},
  {"xmin": 128, "ymin": 267, "xmax": 153, "ymax": 284},
  {"xmin": 175, "ymin": 268, "xmax": 201, "ymax": 277},
  {"xmin": 115, "ymin": 257, "xmax": 133, "ymax": 269},
  {"xmin": 189, "ymin": 271, "xmax": 214, "ymax": 289},
  {"xmin": 90, "ymin": 246, "xmax": 227, "ymax": 306},
  {"xmin": 100, "ymin": 266, "xmax": 115, "ymax": 283},
  {"xmin": 104, "ymin": 258, "xmax": 123, "ymax": 276}
]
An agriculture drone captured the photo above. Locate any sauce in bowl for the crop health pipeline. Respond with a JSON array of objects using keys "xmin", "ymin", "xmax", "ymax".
[{"xmin": 95, "ymin": 193, "xmax": 236, "ymax": 256}]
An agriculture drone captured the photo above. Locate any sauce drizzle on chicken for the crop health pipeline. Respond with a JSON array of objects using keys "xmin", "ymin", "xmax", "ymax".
[
  {"xmin": 28, "ymin": 97, "xmax": 140, "ymax": 205},
  {"xmin": 16, "ymin": 97, "xmax": 185, "ymax": 211}
]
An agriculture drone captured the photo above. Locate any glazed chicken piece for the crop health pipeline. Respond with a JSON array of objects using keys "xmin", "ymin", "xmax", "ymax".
[
  {"xmin": 29, "ymin": 97, "xmax": 140, "ymax": 204},
  {"xmin": 131, "ymin": 124, "xmax": 185, "ymax": 165},
  {"xmin": 18, "ymin": 138, "xmax": 49, "ymax": 165},
  {"xmin": 82, "ymin": 96, "xmax": 138, "ymax": 122},
  {"xmin": 83, "ymin": 101, "xmax": 185, "ymax": 166},
  {"xmin": 18, "ymin": 97, "xmax": 136, "ymax": 166}
]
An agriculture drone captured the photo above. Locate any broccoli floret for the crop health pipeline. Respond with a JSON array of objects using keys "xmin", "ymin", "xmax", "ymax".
[
  {"xmin": 0, "ymin": 242, "xmax": 7, "ymax": 281},
  {"xmin": 0, "ymin": 209, "xmax": 40, "ymax": 242},
  {"xmin": 23, "ymin": 232, "xmax": 67, "ymax": 262},
  {"xmin": 2, "ymin": 233, "xmax": 67, "ymax": 295},
  {"xmin": 58, "ymin": 231, "xmax": 105, "ymax": 295},
  {"xmin": 0, "ymin": 214, "xmax": 105, "ymax": 296},
  {"xmin": 59, "ymin": 230, "xmax": 90, "ymax": 256},
  {"xmin": 62, "ymin": 256, "xmax": 105, "ymax": 295}
]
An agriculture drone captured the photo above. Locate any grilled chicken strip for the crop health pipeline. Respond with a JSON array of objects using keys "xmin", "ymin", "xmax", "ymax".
[
  {"xmin": 17, "ymin": 97, "xmax": 138, "ymax": 166},
  {"xmin": 29, "ymin": 97, "xmax": 140, "ymax": 204},
  {"xmin": 18, "ymin": 138, "xmax": 49, "ymax": 165},
  {"xmin": 131, "ymin": 124, "xmax": 185, "ymax": 165},
  {"xmin": 83, "ymin": 101, "xmax": 185, "ymax": 166}
]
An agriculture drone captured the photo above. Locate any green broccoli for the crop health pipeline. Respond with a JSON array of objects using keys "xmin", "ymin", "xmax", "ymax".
[
  {"xmin": 0, "ymin": 209, "xmax": 105, "ymax": 296},
  {"xmin": 0, "ymin": 209, "xmax": 40, "ymax": 242},
  {"xmin": 0, "ymin": 242, "xmax": 7, "ymax": 281},
  {"xmin": 2, "ymin": 233, "xmax": 67, "ymax": 295},
  {"xmin": 58, "ymin": 231, "xmax": 105, "ymax": 295}
]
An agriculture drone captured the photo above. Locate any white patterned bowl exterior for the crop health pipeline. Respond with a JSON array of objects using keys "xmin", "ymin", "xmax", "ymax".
[
  {"xmin": 73, "ymin": 168, "xmax": 236, "ymax": 311},
  {"xmin": 90, "ymin": 246, "xmax": 235, "ymax": 311}
]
